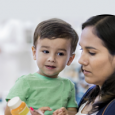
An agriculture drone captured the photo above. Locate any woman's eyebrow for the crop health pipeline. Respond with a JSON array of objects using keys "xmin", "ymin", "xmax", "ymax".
[
  {"xmin": 79, "ymin": 46, "xmax": 98, "ymax": 51},
  {"xmin": 85, "ymin": 46, "xmax": 97, "ymax": 50},
  {"xmin": 79, "ymin": 43, "xmax": 97, "ymax": 50}
]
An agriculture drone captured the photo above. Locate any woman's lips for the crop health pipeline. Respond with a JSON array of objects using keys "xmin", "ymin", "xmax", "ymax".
[{"xmin": 83, "ymin": 70, "xmax": 91, "ymax": 75}]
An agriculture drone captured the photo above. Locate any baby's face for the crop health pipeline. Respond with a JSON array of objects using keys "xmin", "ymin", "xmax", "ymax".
[{"xmin": 32, "ymin": 38, "xmax": 73, "ymax": 78}]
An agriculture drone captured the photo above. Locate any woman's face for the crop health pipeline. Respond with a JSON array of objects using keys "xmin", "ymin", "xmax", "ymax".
[{"xmin": 78, "ymin": 26, "xmax": 115, "ymax": 87}]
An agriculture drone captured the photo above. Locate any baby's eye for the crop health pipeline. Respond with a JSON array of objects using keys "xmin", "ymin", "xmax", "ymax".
[
  {"xmin": 57, "ymin": 52, "xmax": 64, "ymax": 56},
  {"xmin": 42, "ymin": 50, "xmax": 49, "ymax": 54}
]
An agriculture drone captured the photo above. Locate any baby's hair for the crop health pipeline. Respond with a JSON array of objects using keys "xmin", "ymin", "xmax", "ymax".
[{"xmin": 33, "ymin": 18, "xmax": 78, "ymax": 54}]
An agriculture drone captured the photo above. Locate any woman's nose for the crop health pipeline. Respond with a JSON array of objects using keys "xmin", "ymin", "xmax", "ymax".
[{"xmin": 78, "ymin": 53, "xmax": 88, "ymax": 65}]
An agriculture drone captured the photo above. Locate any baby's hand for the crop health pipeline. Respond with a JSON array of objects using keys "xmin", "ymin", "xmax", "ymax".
[
  {"xmin": 30, "ymin": 107, "xmax": 42, "ymax": 115},
  {"xmin": 53, "ymin": 107, "xmax": 68, "ymax": 115},
  {"xmin": 37, "ymin": 107, "xmax": 52, "ymax": 114},
  {"xmin": 30, "ymin": 107, "xmax": 52, "ymax": 115}
]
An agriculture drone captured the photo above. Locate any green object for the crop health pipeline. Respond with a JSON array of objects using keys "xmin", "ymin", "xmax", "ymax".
[{"xmin": 6, "ymin": 73, "xmax": 77, "ymax": 115}]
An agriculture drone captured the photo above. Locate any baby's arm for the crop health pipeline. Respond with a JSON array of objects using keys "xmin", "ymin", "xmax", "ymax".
[
  {"xmin": 4, "ymin": 100, "xmax": 12, "ymax": 115},
  {"xmin": 4, "ymin": 101, "xmax": 42, "ymax": 115},
  {"xmin": 4, "ymin": 103, "xmax": 12, "ymax": 115},
  {"xmin": 53, "ymin": 107, "xmax": 77, "ymax": 115},
  {"xmin": 5, "ymin": 99, "xmax": 52, "ymax": 115}
]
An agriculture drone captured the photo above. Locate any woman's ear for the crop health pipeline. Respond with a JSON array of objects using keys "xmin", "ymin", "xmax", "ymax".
[
  {"xmin": 112, "ymin": 55, "xmax": 115, "ymax": 69},
  {"xmin": 31, "ymin": 46, "xmax": 36, "ymax": 60},
  {"xmin": 67, "ymin": 54, "xmax": 75, "ymax": 66}
]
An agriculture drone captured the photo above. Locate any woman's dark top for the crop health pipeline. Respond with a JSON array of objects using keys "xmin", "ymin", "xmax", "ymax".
[{"xmin": 78, "ymin": 86, "xmax": 115, "ymax": 115}]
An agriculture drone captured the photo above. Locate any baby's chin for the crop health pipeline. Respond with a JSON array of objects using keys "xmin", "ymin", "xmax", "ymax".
[{"xmin": 44, "ymin": 73, "xmax": 59, "ymax": 78}]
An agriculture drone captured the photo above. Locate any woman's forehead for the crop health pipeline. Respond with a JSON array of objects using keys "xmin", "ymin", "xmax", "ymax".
[{"xmin": 80, "ymin": 27, "xmax": 105, "ymax": 48}]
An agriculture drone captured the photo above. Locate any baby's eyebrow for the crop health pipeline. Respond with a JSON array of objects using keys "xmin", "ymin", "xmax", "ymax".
[
  {"xmin": 57, "ymin": 48, "xmax": 67, "ymax": 52},
  {"xmin": 41, "ymin": 46, "xmax": 67, "ymax": 52},
  {"xmin": 41, "ymin": 46, "xmax": 50, "ymax": 48}
]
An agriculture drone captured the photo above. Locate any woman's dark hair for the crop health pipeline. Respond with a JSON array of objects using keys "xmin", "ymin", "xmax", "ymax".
[
  {"xmin": 81, "ymin": 14, "xmax": 115, "ymax": 114},
  {"xmin": 82, "ymin": 14, "xmax": 115, "ymax": 55}
]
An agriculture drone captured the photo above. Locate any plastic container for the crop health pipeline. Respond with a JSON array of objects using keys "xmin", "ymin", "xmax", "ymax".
[{"xmin": 8, "ymin": 96, "xmax": 31, "ymax": 115}]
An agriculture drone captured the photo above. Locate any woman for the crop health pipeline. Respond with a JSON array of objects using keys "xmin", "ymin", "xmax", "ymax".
[
  {"xmin": 53, "ymin": 14, "xmax": 115, "ymax": 115},
  {"xmin": 77, "ymin": 14, "xmax": 115, "ymax": 115}
]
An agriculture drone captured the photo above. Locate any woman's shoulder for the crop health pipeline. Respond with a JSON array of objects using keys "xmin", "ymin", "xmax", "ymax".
[
  {"xmin": 78, "ymin": 85, "xmax": 115, "ymax": 115},
  {"xmin": 97, "ymin": 99, "xmax": 115, "ymax": 115},
  {"xmin": 103, "ymin": 99, "xmax": 115, "ymax": 115}
]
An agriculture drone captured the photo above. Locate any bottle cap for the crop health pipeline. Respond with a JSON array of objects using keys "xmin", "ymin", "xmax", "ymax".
[{"xmin": 8, "ymin": 97, "xmax": 22, "ymax": 110}]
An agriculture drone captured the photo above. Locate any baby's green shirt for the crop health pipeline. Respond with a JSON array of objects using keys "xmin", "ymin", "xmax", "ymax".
[{"xmin": 6, "ymin": 73, "xmax": 77, "ymax": 115}]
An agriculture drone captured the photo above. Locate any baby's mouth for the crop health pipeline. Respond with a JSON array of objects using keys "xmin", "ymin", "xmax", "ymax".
[{"xmin": 45, "ymin": 65, "xmax": 56, "ymax": 69}]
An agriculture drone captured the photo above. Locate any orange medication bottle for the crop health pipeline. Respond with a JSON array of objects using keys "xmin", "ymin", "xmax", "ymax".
[{"xmin": 8, "ymin": 96, "xmax": 31, "ymax": 115}]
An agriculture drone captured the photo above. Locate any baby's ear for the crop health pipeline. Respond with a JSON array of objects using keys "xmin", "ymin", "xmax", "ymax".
[
  {"xmin": 67, "ymin": 54, "xmax": 75, "ymax": 66},
  {"xmin": 31, "ymin": 46, "xmax": 36, "ymax": 60}
]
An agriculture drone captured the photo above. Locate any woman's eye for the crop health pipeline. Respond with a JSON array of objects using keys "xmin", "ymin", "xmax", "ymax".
[
  {"xmin": 43, "ymin": 50, "xmax": 49, "ymax": 53},
  {"xmin": 89, "ymin": 52, "xmax": 96, "ymax": 56},
  {"xmin": 57, "ymin": 52, "xmax": 64, "ymax": 56}
]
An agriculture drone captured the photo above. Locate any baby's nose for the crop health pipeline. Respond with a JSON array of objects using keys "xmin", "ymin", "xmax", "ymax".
[{"xmin": 48, "ymin": 55, "xmax": 56, "ymax": 62}]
